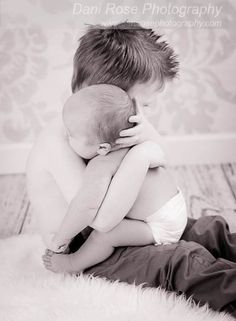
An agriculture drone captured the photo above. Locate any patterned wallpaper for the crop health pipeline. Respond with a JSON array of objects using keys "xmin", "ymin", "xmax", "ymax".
[{"xmin": 0, "ymin": 0, "xmax": 236, "ymax": 143}]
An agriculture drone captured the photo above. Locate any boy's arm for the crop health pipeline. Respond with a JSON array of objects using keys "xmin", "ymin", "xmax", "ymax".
[
  {"xmin": 117, "ymin": 112, "xmax": 169, "ymax": 160},
  {"xmin": 51, "ymin": 149, "xmax": 128, "ymax": 251},
  {"xmin": 91, "ymin": 141, "xmax": 165, "ymax": 233}
]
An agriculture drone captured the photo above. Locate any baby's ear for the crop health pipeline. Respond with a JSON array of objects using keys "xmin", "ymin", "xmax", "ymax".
[{"xmin": 97, "ymin": 143, "xmax": 111, "ymax": 155}]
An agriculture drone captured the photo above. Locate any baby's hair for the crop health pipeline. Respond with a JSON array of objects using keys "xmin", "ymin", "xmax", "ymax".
[
  {"xmin": 72, "ymin": 21, "xmax": 178, "ymax": 93},
  {"xmin": 64, "ymin": 84, "xmax": 136, "ymax": 145}
]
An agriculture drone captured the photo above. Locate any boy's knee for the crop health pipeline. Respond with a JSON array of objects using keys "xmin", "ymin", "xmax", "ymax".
[
  {"xmin": 187, "ymin": 215, "xmax": 229, "ymax": 238},
  {"xmin": 199, "ymin": 215, "xmax": 229, "ymax": 234},
  {"xmin": 212, "ymin": 215, "xmax": 228, "ymax": 227}
]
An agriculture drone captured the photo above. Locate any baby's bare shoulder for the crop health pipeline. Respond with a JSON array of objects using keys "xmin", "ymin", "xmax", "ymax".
[{"xmin": 88, "ymin": 148, "xmax": 129, "ymax": 177}]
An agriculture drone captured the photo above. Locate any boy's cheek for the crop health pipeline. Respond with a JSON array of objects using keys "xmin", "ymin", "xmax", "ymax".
[
  {"xmin": 142, "ymin": 108, "xmax": 152, "ymax": 117},
  {"xmin": 142, "ymin": 106, "xmax": 156, "ymax": 117}
]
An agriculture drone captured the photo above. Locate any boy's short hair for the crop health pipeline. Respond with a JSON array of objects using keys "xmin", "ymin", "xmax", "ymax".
[
  {"xmin": 64, "ymin": 84, "xmax": 135, "ymax": 145},
  {"xmin": 72, "ymin": 22, "xmax": 178, "ymax": 93}
]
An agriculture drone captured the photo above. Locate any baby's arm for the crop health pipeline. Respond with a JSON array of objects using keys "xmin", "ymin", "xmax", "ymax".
[
  {"xmin": 50, "ymin": 149, "xmax": 128, "ymax": 252},
  {"xmin": 91, "ymin": 141, "xmax": 165, "ymax": 232}
]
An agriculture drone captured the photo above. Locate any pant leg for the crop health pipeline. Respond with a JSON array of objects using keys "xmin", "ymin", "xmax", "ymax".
[
  {"xmin": 85, "ymin": 240, "xmax": 236, "ymax": 316},
  {"xmin": 167, "ymin": 241, "xmax": 236, "ymax": 315},
  {"xmin": 181, "ymin": 216, "xmax": 236, "ymax": 262}
]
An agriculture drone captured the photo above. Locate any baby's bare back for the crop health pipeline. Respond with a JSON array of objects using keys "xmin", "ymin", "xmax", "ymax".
[{"xmin": 126, "ymin": 166, "xmax": 178, "ymax": 221}]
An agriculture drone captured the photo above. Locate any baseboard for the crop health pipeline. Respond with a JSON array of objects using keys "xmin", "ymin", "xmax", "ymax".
[
  {"xmin": 165, "ymin": 133, "xmax": 236, "ymax": 166},
  {"xmin": 0, "ymin": 133, "xmax": 236, "ymax": 174}
]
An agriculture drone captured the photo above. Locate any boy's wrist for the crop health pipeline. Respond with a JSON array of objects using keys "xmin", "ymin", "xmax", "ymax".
[{"xmin": 51, "ymin": 234, "xmax": 71, "ymax": 253}]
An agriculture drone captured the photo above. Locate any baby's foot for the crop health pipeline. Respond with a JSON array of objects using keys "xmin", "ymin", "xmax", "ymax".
[{"xmin": 42, "ymin": 249, "xmax": 75, "ymax": 273}]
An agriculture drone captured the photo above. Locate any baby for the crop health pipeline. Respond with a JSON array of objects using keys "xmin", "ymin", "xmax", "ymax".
[{"xmin": 43, "ymin": 84, "xmax": 187, "ymax": 273}]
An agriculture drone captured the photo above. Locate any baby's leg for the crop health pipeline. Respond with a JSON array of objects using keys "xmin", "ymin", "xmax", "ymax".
[{"xmin": 43, "ymin": 219, "xmax": 155, "ymax": 273}]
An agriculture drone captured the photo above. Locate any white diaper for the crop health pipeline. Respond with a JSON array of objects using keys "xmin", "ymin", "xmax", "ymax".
[{"xmin": 145, "ymin": 189, "xmax": 187, "ymax": 245}]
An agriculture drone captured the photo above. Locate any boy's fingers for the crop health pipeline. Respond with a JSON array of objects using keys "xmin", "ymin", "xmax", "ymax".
[
  {"xmin": 116, "ymin": 136, "xmax": 139, "ymax": 146},
  {"xmin": 119, "ymin": 126, "xmax": 141, "ymax": 137},
  {"xmin": 129, "ymin": 115, "xmax": 142, "ymax": 124}
]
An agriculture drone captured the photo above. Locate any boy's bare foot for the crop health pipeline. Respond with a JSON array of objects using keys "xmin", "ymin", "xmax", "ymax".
[{"xmin": 42, "ymin": 249, "xmax": 77, "ymax": 273}]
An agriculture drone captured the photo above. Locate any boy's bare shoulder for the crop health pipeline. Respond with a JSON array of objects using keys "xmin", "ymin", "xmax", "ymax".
[{"xmin": 27, "ymin": 116, "xmax": 72, "ymax": 172}]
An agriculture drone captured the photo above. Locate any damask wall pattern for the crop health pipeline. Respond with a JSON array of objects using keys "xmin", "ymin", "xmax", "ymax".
[{"xmin": 0, "ymin": 0, "xmax": 236, "ymax": 143}]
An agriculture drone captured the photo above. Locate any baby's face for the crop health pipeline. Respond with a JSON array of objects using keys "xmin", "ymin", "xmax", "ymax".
[
  {"xmin": 64, "ymin": 112, "xmax": 100, "ymax": 159},
  {"xmin": 66, "ymin": 129, "xmax": 122, "ymax": 159},
  {"xmin": 127, "ymin": 79, "xmax": 164, "ymax": 117},
  {"xmin": 66, "ymin": 129, "xmax": 99, "ymax": 159}
]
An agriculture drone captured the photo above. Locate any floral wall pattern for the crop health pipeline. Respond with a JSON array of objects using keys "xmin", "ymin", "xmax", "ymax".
[{"xmin": 0, "ymin": 0, "xmax": 236, "ymax": 143}]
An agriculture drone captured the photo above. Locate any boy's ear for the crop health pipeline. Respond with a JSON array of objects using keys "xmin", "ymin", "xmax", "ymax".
[{"xmin": 97, "ymin": 143, "xmax": 111, "ymax": 155}]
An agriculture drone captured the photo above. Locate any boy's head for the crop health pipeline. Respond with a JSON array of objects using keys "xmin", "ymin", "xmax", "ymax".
[
  {"xmin": 72, "ymin": 22, "xmax": 178, "ymax": 112},
  {"xmin": 63, "ymin": 84, "xmax": 135, "ymax": 159}
]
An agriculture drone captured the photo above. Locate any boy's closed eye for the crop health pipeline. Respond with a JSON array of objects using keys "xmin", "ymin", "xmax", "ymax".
[{"xmin": 142, "ymin": 101, "xmax": 157, "ymax": 112}]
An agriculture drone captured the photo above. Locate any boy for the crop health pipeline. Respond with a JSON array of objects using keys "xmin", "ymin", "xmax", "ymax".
[
  {"xmin": 42, "ymin": 84, "xmax": 187, "ymax": 273},
  {"xmin": 27, "ymin": 22, "xmax": 178, "ymax": 246},
  {"xmin": 27, "ymin": 22, "xmax": 236, "ymax": 316}
]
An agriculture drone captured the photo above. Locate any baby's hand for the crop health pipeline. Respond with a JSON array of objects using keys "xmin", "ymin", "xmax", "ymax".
[{"xmin": 116, "ymin": 114, "xmax": 161, "ymax": 148}]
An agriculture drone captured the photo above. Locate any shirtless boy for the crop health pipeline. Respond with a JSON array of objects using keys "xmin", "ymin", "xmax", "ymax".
[
  {"xmin": 41, "ymin": 84, "xmax": 187, "ymax": 273},
  {"xmin": 26, "ymin": 22, "xmax": 236, "ymax": 316}
]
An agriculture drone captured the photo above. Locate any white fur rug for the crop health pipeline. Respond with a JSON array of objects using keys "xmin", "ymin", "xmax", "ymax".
[{"xmin": 0, "ymin": 234, "xmax": 234, "ymax": 321}]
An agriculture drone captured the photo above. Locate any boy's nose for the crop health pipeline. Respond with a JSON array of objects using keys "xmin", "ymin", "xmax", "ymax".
[{"xmin": 132, "ymin": 98, "xmax": 143, "ymax": 115}]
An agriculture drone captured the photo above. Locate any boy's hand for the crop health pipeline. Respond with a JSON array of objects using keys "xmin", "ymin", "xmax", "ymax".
[
  {"xmin": 44, "ymin": 233, "xmax": 70, "ymax": 253},
  {"xmin": 115, "ymin": 114, "xmax": 161, "ymax": 148}
]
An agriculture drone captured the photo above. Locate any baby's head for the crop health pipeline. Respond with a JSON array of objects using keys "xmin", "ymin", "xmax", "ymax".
[{"xmin": 63, "ymin": 84, "xmax": 135, "ymax": 159}]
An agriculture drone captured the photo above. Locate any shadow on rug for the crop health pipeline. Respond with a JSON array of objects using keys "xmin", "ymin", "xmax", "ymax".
[{"xmin": 0, "ymin": 234, "xmax": 234, "ymax": 321}]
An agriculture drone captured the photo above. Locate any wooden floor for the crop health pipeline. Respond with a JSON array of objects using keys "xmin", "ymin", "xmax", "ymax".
[{"xmin": 0, "ymin": 163, "xmax": 236, "ymax": 239}]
